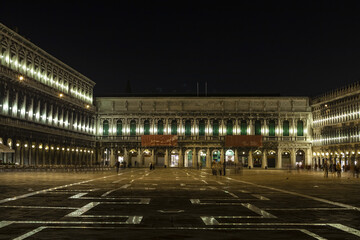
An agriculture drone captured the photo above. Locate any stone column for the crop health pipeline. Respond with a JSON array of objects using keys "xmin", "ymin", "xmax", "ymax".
[
  {"xmin": 248, "ymin": 149, "xmax": 253, "ymax": 168},
  {"xmin": 192, "ymin": 148, "xmax": 196, "ymax": 168},
  {"xmin": 151, "ymin": 149, "xmax": 155, "ymax": 164},
  {"xmin": 124, "ymin": 147, "xmax": 128, "ymax": 164},
  {"xmin": 206, "ymin": 148, "xmax": 211, "ymax": 168},
  {"xmin": 179, "ymin": 148, "xmax": 183, "ymax": 167},
  {"xmin": 291, "ymin": 148, "xmax": 296, "ymax": 168},
  {"xmin": 110, "ymin": 148, "xmax": 115, "ymax": 166},
  {"xmin": 276, "ymin": 148, "xmax": 282, "ymax": 169},
  {"xmin": 137, "ymin": 148, "xmax": 142, "ymax": 166},
  {"xmin": 306, "ymin": 148, "xmax": 312, "ymax": 167},
  {"xmin": 234, "ymin": 149, "xmax": 239, "ymax": 164},
  {"xmin": 262, "ymin": 150, "xmax": 267, "ymax": 168},
  {"xmin": 220, "ymin": 148, "xmax": 224, "ymax": 163},
  {"xmin": 165, "ymin": 148, "xmax": 169, "ymax": 167}
]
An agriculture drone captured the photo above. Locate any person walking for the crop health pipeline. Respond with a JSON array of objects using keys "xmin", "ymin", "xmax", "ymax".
[
  {"xmin": 149, "ymin": 162, "xmax": 153, "ymax": 170},
  {"xmin": 336, "ymin": 162, "xmax": 341, "ymax": 178},
  {"xmin": 324, "ymin": 160, "xmax": 328, "ymax": 178},
  {"xmin": 115, "ymin": 161, "xmax": 120, "ymax": 174}
]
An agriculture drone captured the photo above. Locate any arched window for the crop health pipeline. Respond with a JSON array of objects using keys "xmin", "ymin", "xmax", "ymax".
[
  {"xmin": 241, "ymin": 120, "xmax": 247, "ymax": 135},
  {"xmin": 130, "ymin": 120, "xmax": 136, "ymax": 136},
  {"xmin": 144, "ymin": 120, "xmax": 150, "ymax": 135},
  {"xmin": 185, "ymin": 120, "xmax": 191, "ymax": 136},
  {"xmin": 269, "ymin": 120, "xmax": 275, "ymax": 136},
  {"xmin": 226, "ymin": 120, "xmax": 233, "ymax": 135},
  {"xmin": 255, "ymin": 120, "xmax": 261, "ymax": 135},
  {"xmin": 103, "ymin": 120, "xmax": 109, "ymax": 136},
  {"xmin": 116, "ymin": 120, "xmax": 122, "ymax": 136},
  {"xmin": 297, "ymin": 120, "xmax": 304, "ymax": 136},
  {"xmin": 157, "ymin": 120, "xmax": 164, "ymax": 135},
  {"xmin": 213, "ymin": 120, "xmax": 219, "ymax": 136},
  {"xmin": 283, "ymin": 120, "xmax": 289, "ymax": 136},
  {"xmin": 199, "ymin": 120, "xmax": 205, "ymax": 136},
  {"xmin": 171, "ymin": 120, "xmax": 177, "ymax": 135}
]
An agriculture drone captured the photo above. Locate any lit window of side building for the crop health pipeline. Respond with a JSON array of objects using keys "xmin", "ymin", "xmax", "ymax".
[{"xmin": 311, "ymin": 82, "xmax": 360, "ymax": 169}]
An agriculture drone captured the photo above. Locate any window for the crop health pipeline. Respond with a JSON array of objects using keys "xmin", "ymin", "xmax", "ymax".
[
  {"xmin": 171, "ymin": 120, "xmax": 177, "ymax": 135},
  {"xmin": 185, "ymin": 120, "xmax": 191, "ymax": 136},
  {"xmin": 241, "ymin": 120, "xmax": 247, "ymax": 135},
  {"xmin": 269, "ymin": 120, "xmax": 275, "ymax": 136},
  {"xmin": 199, "ymin": 120, "xmax": 205, "ymax": 136},
  {"xmin": 213, "ymin": 120, "xmax": 219, "ymax": 136},
  {"xmin": 116, "ymin": 120, "xmax": 122, "ymax": 136},
  {"xmin": 157, "ymin": 120, "xmax": 164, "ymax": 135},
  {"xmin": 103, "ymin": 120, "xmax": 109, "ymax": 136},
  {"xmin": 226, "ymin": 120, "xmax": 233, "ymax": 135},
  {"xmin": 130, "ymin": 120, "xmax": 136, "ymax": 136},
  {"xmin": 283, "ymin": 120, "xmax": 289, "ymax": 136},
  {"xmin": 297, "ymin": 120, "xmax": 304, "ymax": 136},
  {"xmin": 255, "ymin": 120, "xmax": 261, "ymax": 135},
  {"xmin": 144, "ymin": 120, "xmax": 150, "ymax": 135}
]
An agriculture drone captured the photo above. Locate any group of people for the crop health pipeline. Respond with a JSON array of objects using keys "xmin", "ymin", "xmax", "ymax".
[{"xmin": 323, "ymin": 160, "xmax": 360, "ymax": 178}]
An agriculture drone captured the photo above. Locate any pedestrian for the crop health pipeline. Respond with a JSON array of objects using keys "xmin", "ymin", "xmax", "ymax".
[
  {"xmin": 218, "ymin": 162, "xmax": 222, "ymax": 176},
  {"xmin": 115, "ymin": 161, "xmax": 120, "ymax": 174},
  {"xmin": 223, "ymin": 161, "xmax": 226, "ymax": 176},
  {"xmin": 211, "ymin": 161, "xmax": 216, "ymax": 175},
  {"xmin": 336, "ymin": 162, "xmax": 341, "ymax": 178},
  {"xmin": 149, "ymin": 162, "xmax": 153, "ymax": 170},
  {"xmin": 355, "ymin": 161, "xmax": 359, "ymax": 178},
  {"xmin": 324, "ymin": 160, "xmax": 328, "ymax": 178}
]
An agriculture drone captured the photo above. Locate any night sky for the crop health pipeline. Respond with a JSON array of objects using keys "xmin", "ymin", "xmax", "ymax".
[{"xmin": 1, "ymin": 1, "xmax": 360, "ymax": 97}]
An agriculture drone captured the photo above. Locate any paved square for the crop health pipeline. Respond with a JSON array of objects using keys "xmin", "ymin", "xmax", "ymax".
[{"xmin": 0, "ymin": 169, "xmax": 359, "ymax": 239}]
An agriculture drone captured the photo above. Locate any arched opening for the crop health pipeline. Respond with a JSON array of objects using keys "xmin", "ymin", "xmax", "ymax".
[
  {"xmin": 296, "ymin": 150, "xmax": 305, "ymax": 168},
  {"xmin": 226, "ymin": 120, "xmax": 233, "ymax": 135},
  {"xmin": 282, "ymin": 151, "xmax": 291, "ymax": 168},
  {"xmin": 225, "ymin": 149, "xmax": 235, "ymax": 167},
  {"xmin": 253, "ymin": 150, "xmax": 262, "ymax": 167},
  {"xmin": 128, "ymin": 149, "xmax": 137, "ymax": 167},
  {"xmin": 103, "ymin": 120, "xmax": 109, "ymax": 136},
  {"xmin": 198, "ymin": 149, "xmax": 206, "ymax": 168},
  {"xmin": 144, "ymin": 120, "xmax": 150, "ymax": 135},
  {"xmin": 143, "ymin": 149, "xmax": 152, "ymax": 167},
  {"xmin": 267, "ymin": 150, "xmax": 276, "ymax": 168},
  {"xmin": 130, "ymin": 120, "xmax": 136, "ymax": 136},
  {"xmin": 238, "ymin": 150, "xmax": 248, "ymax": 167},
  {"xmin": 212, "ymin": 150, "xmax": 221, "ymax": 162},
  {"xmin": 170, "ymin": 149, "xmax": 179, "ymax": 167},
  {"xmin": 213, "ymin": 120, "xmax": 219, "ymax": 136},
  {"xmin": 171, "ymin": 120, "xmax": 177, "ymax": 135},
  {"xmin": 185, "ymin": 150, "xmax": 193, "ymax": 167},
  {"xmin": 156, "ymin": 150, "xmax": 165, "ymax": 166}
]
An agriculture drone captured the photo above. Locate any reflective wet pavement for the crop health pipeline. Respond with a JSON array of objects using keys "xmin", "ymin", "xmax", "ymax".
[{"xmin": 0, "ymin": 169, "xmax": 359, "ymax": 239}]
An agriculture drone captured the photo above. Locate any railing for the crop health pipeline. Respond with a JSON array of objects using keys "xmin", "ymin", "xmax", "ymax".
[{"xmin": 96, "ymin": 135, "xmax": 308, "ymax": 142}]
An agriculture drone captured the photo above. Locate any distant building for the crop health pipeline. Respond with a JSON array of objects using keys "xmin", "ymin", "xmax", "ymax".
[{"xmin": 0, "ymin": 22, "xmax": 358, "ymax": 169}]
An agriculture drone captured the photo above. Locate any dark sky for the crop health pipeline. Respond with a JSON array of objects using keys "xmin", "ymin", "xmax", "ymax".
[{"xmin": 2, "ymin": 1, "xmax": 360, "ymax": 97}]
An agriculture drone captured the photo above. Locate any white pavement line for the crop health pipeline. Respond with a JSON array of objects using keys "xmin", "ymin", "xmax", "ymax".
[
  {"xmin": 251, "ymin": 194, "xmax": 270, "ymax": 200},
  {"xmin": 223, "ymin": 190, "xmax": 239, "ymax": 198},
  {"xmin": 101, "ymin": 184, "xmax": 131, "ymax": 197},
  {"xmin": 242, "ymin": 203, "xmax": 277, "ymax": 218},
  {"xmin": 299, "ymin": 229, "xmax": 327, "ymax": 240},
  {"xmin": 0, "ymin": 172, "xmax": 134, "ymax": 205},
  {"xmin": 202, "ymin": 180, "xmax": 208, "ymax": 184},
  {"xmin": 13, "ymin": 226, "xmax": 47, "ymax": 240},
  {"xmin": 328, "ymin": 223, "xmax": 360, "ymax": 237},
  {"xmin": 0, "ymin": 205, "xmax": 78, "ymax": 210},
  {"xmin": 0, "ymin": 221, "xmax": 14, "ymax": 228},
  {"xmin": 216, "ymin": 181, "xmax": 225, "ymax": 185},
  {"xmin": 129, "ymin": 180, "xmax": 135, "ymax": 183},
  {"xmin": 66, "ymin": 202, "xmax": 101, "ymax": 217},
  {"xmin": 69, "ymin": 192, "xmax": 88, "ymax": 199},
  {"xmin": 112, "ymin": 179, "xmax": 123, "ymax": 183},
  {"xmin": 180, "ymin": 183, "xmax": 186, "ymax": 186},
  {"xmin": 239, "ymin": 190, "xmax": 250, "ymax": 193},
  {"xmin": 201, "ymin": 216, "xmax": 220, "ymax": 225},
  {"xmin": 226, "ymin": 177, "xmax": 360, "ymax": 211},
  {"xmin": 209, "ymin": 186, "xmax": 217, "ymax": 190},
  {"xmin": 263, "ymin": 208, "xmax": 352, "ymax": 211}
]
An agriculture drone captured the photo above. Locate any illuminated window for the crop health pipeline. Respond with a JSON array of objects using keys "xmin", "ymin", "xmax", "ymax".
[
  {"xmin": 241, "ymin": 120, "xmax": 247, "ymax": 135},
  {"xmin": 130, "ymin": 120, "xmax": 136, "ymax": 136},
  {"xmin": 171, "ymin": 120, "xmax": 177, "ymax": 135},
  {"xmin": 116, "ymin": 120, "xmax": 122, "ymax": 136},
  {"xmin": 297, "ymin": 120, "xmax": 304, "ymax": 136},
  {"xmin": 255, "ymin": 120, "xmax": 261, "ymax": 135},
  {"xmin": 226, "ymin": 120, "xmax": 233, "ymax": 135},
  {"xmin": 144, "ymin": 120, "xmax": 150, "ymax": 135},
  {"xmin": 185, "ymin": 120, "xmax": 191, "ymax": 136},
  {"xmin": 157, "ymin": 120, "xmax": 164, "ymax": 135},
  {"xmin": 103, "ymin": 120, "xmax": 109, "ymax": 136},
  {"xmin": 283, "ymin": 120, "xmax": 289, "ymax": 136},
  {"xmin": 269, "ymin": 120, "xmax": 275, "ymax": 136},
  {"xmin": 199, "ymin": 120, "xmax": 205, "ymax": 136},
  {"xmin": 213, "ymin": 120, "xmax": 219, "ymax": 136}
]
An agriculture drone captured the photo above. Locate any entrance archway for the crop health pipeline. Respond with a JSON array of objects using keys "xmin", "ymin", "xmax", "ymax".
[
  {"xmin": 267, "ymin": 150, "xmax": 276, "ymax": 168},
  {"xmin": 212, "ymin": 150, "xmax": 220, "ymax": 162},
  {"xmin": 143, "ymin": 149, "xmax": 152, "ymax": 167},
  {"xmin": 185, "ymin": 150, "xmax": 193, "ymax": 167},
  {"xmin": 198, "ymin": 149, "xmax": 206, "ymax": 168},
  {"xmin": 225, "ymin": 149, "xmax": 235, "ymax": 167},
  {"xmin": 128, "ymin": 149, "xmax": 137, "ymax": 167},
  {"xmin": 170, "ymin": 150, "xmax": 179, "ymax": 167},
  {"xmin": 296, "ymin": 150, "xmax": 305, "ymax": 168},
  {"xmin": 253, "ymin": 150, "xmax": 262, "ymax": 167},
  {"xmin": 156, "ymin": 151, "xmax": 165, "ymax": 167},
  {"xmin": 238, "ymin": 150, "xmax": 248, "ymax": 167},
  {"xmin": 282, "ymin": 151, "xmax": 291, "ymax": 168}
]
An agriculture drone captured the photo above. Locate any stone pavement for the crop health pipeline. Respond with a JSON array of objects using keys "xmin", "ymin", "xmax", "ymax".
[{"xmin": 0, "ymin": 169, "xmax": 359, "ymax": 239}]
